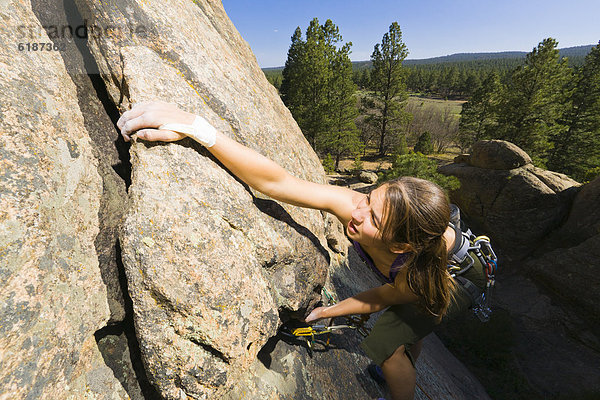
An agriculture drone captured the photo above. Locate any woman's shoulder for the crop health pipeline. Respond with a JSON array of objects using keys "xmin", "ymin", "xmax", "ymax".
[
  {"xmin": 443, "ymin": 225, "xmax": 456, "ymax": 253},
  {"xmin": 388, "ymin": 268, "xmax": 420, "ymax": 304}
]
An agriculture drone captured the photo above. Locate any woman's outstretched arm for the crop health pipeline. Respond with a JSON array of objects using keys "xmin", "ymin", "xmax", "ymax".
[
  {"xmin": 117, "ymin": 101, "xmax": 362, "ymax": 223},
  {"xmin": 305, "ymin": 269, "xmax": 420, "ymax": 322}
]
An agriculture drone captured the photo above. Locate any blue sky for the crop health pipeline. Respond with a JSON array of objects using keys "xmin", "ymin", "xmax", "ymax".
[{"xmin": 222, "ymin": 0, "xmax": 600, "ymax": 68}]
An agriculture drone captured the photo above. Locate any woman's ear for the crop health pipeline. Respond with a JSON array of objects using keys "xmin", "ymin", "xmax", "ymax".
[{"xmin": 389, "ymin": 243, "xmax": 412, "ymax": 253}]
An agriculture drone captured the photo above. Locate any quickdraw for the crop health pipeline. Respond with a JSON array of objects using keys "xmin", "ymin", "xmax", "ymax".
[
  {"xmin": 470, "ymin": 235, "xmax": 498, "ymax": 322},
  {"xmin": 281, "ymin": 288, "xmax": 371, "ymax": 355}
]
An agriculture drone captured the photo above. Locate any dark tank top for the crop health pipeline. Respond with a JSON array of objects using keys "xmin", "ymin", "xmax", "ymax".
[{"xmin": 352, "ymin": 240, "xmax": 410, "ymax": 284}]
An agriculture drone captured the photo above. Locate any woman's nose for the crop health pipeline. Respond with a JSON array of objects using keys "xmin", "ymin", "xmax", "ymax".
[{"xmin": 351, "ymin": 207, "xmax": 366, "ymax": 223}]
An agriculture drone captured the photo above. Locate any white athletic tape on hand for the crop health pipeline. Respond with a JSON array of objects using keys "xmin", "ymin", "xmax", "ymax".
[{"xmin": 159, "ymin": 115, "xmax": 216, "ymax": 147}]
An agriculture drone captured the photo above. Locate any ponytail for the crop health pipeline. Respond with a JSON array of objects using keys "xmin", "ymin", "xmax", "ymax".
[{"xmin": 405, "ymin": 235, "xmax": 457, "ymax": 319}]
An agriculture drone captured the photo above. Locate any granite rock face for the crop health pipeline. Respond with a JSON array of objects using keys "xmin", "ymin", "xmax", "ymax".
[
  {"xmin": 0, "ymin": 1, "xmax": 126, "ymax": 398},
  {"xmin": 439, "ymin": 140, "xmax": 580, "ymax": 257},
  {"xmin": 31, "ymin": 0, "xmax": 129, "ymax": 326},
  {"xmin": 73, "ymin": 1, "xmax": 333, "ymax": 397},
  {"xmin": 116, "ymin": 44, "xmax": 331, "ymax": 399},
  {"xmin": 97, "ymin": 333, "xmax": 145, "ymax": 400}
]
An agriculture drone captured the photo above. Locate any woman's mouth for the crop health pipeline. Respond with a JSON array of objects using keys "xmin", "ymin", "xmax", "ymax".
[{"xmin": 348, "ymin": 220, "xmax": 358, "ymax": 234}]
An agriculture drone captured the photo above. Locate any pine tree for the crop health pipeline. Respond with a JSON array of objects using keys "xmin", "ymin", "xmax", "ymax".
[
  {"xmin": 458, "ymin": 72, "xmax": 504, "ymax": 151},
  {"xmin": 463, "ymin": 72, "xmax": 481, "ymax": 97},
  {"xmin": 322, "ymin": 41, "xmax": 362, "ymax": 169},
  {"xmin": 352, "ymin": 70, "xmax": 361, "ymax": 86},
  {"xmin": 440, "ymin": 67, "xmax": 458, "ymax": 98},
  {"xmin": 299, "ymin": 18, "xmax": 332, "ymax": 148},
  {"xmin": 548, "ymin": 41, "xmax": 600, "ymax": 180},
  {"xmin": 494, "ymin": 38, "xmax": 571, "ymax": 163},
  {"xmin": 280, "ymin": 19, "xmax": 361, "ymax": 163},
  {"xmin": 394, "ymin": 134, "xmax": 408, "ymax": 155},
  {"xmin": 360, "ymin": 69, "xmax": 371, "ymax": 89},
  {"xmin": 280, "ymin": 27, "xmax": 305, "ymax": 113},
  {"xmin": 380, "ymin": 152, "xmax": 460, "ymax": 192},
  {"xmin": 414, "ymin": 131, "xmax": 434, "ymax": 154},
  {"xmin": 366, "ymin": 22, "xmax": 411, "ymax": 156}
]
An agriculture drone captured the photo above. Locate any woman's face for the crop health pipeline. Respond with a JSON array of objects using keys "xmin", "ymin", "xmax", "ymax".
[{"xmin": 347, "ymin": 185, "xmax": 387, "ymax": 247}]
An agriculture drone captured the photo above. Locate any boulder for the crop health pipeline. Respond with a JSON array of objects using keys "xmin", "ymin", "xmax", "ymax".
[
  {"xmin": 527, "ymin": 235, "xmax": 600, "ymax": 339},
  {"xmin": 439, "ymin": 141, "xmax": 579, "ymax": 258},
  {"xmin": 0, "ymin": 1, "xmax": 126, "ymax": 397},
  {"xmin": 453, "ymin": 154, "xmax": 471, "ymax": 164},
  {"xmin": 359, "ymin": 171, "xmax": 379, "ymax": 184},
  {"xmin": 549, "ymin": 176, "xmax": 600, "ymax": 244},
  {"xmin": 469, "ymin": 140, "xmax": 532, "ymax": 170},
  {"xmin": 489, "ymin": 273, "xmax": 600, "ymax": 396},
  {"xmin": 441, "ymin": 143, "xmax": 600, "ymax": 396}
]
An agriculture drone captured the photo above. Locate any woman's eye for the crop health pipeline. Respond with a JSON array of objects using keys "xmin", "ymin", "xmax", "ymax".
[{"xmin": 371, "ymin": 214, "xmax": 377, "ymax": 227}]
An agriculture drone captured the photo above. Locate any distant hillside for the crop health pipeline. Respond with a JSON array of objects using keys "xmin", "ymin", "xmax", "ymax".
[
  {"xmin": 404, "ymin": 44, "xmax": 595, "ymax": 65},
  {"xmin": 262, "ymin": 45, "xmax": 596, "ymax": 72},
  {"xmin": 262, "ymin": 66, "xmax": 284, "ymax": 72}
]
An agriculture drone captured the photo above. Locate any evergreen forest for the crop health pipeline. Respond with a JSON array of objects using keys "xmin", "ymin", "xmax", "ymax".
[{"xmin": 266, "ymin": 19, "xmax": 599, "ymax": 183}]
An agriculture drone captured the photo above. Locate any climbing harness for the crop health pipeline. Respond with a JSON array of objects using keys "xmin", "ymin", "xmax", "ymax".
[
  {"xmin": 448, "ymin": 205, "xmax": 498, "ymax": 322},
  {"xmin": 281, "ymin": 288, "xmax": 371, "ymax": 355}
]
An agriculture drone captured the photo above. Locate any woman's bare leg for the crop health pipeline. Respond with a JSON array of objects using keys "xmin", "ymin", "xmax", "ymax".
[{"xmin": 380, "ymin": 345, "xmax": 416, "ymax": 400}]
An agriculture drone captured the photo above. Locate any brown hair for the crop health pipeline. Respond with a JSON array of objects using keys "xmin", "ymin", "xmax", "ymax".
[{"xmin": 379, "ymin": 176, "xmax": 456, "ymax": 318}]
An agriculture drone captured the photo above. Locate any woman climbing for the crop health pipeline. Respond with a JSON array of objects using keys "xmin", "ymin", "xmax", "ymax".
[{"xmin": 117, "ymin": 101, "xmax": 485, "ymax": 400}]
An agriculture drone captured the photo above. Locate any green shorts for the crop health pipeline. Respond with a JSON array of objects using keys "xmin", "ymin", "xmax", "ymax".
[{"xmin": 360, "ymin": 253, "xmax": 486, "ymax": 368}]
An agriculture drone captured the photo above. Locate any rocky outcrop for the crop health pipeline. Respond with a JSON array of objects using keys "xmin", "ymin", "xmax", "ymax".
[
  {"xmin": 439, "ymin": 140, "xmax": 580, "ymax": 258},
  {"xmin": 525, "ymin": 176, "xmax": 600, "ymax": 338},
  {"xmin": 0, "ymin": 1, "xmax": 127, "ymax": 397},
  {"xmin": 440, "ymin": 141, "xmax": 600, "ymax": 397},
  {"xmin": 547, "ymin": 175, "xmax": 600, "ymax": 245}
]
